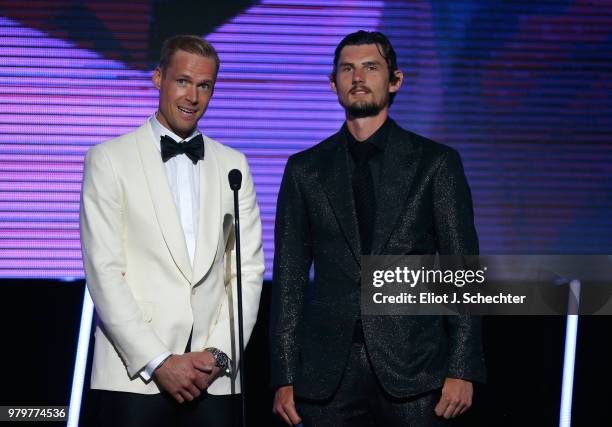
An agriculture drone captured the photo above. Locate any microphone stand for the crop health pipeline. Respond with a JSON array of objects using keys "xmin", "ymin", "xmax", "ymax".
[{"xmin": 228, "ymin": 169, "xmax": 246, "ymax": 427}]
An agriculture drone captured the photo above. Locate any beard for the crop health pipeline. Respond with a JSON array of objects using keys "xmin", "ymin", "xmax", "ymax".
[
  {"xmin": 346, "ymin": 101, "xmax": 383, "ymax": 118},
  {"xmin": 340, "ymin": 92, "xmax": 389, "ymax": 118}
]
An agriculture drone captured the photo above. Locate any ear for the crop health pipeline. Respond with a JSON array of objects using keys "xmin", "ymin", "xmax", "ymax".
[
  {"xmin": 389, "ymin": 69, "xmax": 404, "ymax": 94},
  {"xmin": 152, "ymin": 67, "xmax": 162, "ymax": 90},
  {"xmin": 329, "ymin": 74, "xmax": 338, "ymax": 94}
]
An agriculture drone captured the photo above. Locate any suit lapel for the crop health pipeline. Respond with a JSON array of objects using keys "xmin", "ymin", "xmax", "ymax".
[
  {"xmin": 371, "ymin": 124, "xmax": 422, "ymax": 254},
  {"xmin": 191, "ymin": 136, "xmax": 221, "ymax": 285},
  {"xmin": 317, "ymin": 131, "xmax": 361, "ymax": 264},
  {"xmin": 136, "ymin": 122, "xmax": 193, "ymax": 282}
]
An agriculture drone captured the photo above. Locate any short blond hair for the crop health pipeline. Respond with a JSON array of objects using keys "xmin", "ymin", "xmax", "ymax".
[{"xmin": 159, "ymin": 35, "xmax": 220, "ymax": 77}]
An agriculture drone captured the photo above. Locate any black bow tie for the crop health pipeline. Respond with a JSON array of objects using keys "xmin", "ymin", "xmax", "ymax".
[{"xmin": 160, "ymin": 134, "xmax": 204, "ymax": 164}]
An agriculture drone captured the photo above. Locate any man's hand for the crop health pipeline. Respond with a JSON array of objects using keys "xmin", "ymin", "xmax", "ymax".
[
  {"xmin": 434, "ymin": 377, "xmax": 473, "ymax": 419},
  {"xmin": 153, "ymin": 353, "xmax": 213, "ymax": 403},
  {"xmin": 273, "ymin": 385, "xmax": 302, "ymax": 426},
  {"xmin": 197, "ymin": 350, "xmax": 222, "ymax": 389}
]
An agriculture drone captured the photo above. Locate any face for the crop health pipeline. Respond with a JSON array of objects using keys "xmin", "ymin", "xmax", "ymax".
[
  {"xmin": 152, "ymin": 50, "xmax": 217, "ymax": 138},
  {"xmin": 331, "ymin": 43, "xmax": 403, "ymax": 118}
]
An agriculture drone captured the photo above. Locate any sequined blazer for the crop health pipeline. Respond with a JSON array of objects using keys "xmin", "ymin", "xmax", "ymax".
[{"xmin": 270, "ymin": 119, "xmax": 486, "ymax": 400}]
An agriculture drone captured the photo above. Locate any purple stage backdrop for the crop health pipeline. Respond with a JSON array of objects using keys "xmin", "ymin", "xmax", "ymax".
[{"xmin": 0, "ymin": 1, "xmax": 611, "ymax": 279}]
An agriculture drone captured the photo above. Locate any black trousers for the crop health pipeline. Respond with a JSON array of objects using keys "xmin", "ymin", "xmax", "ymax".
[
  {"xmin": 82, "ymin": 389, "xmax": 239, "ymax": 427},
  {"xmin": 296, "ymin": 342, "xmax": 450, "ymax": 427}
]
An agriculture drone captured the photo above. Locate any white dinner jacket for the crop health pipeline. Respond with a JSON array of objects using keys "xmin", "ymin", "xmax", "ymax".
[{"xmin": 80, "ymin": 121, "xmax": 264, "ymax": 395}]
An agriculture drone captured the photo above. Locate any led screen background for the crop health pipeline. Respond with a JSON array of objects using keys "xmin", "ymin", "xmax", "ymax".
[{"xmin": 1, "ymin": 1, "xmax": 610, "ymax": 279}]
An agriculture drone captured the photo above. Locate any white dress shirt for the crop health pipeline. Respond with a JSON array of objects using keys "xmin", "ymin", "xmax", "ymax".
[
  {"xmin": 140, "ymin": 113, "xmax": 201, "ymax": 381},
  {"xmin": 151, "ymin": 113, "xmax": 200, "ymax": 263}
]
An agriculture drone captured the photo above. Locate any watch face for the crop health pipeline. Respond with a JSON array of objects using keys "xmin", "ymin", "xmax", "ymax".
[
  {"xmin": 218, "ymin": 354, "xmax": 229, "ymax": 368},
  {"xmin": 206, "ymin": 347, "xmax": 231, "ymax": 374}
]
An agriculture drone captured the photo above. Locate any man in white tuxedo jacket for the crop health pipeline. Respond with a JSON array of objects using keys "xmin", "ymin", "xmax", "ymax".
[{"xmin": 80, "ymin": 35, "xmax": 264, "ymax": 427}]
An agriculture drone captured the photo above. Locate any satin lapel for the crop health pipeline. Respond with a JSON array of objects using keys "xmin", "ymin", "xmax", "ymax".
[
  {"xmin": 136, "ymin": 122, "xmax": 193, "ymax": 282},
  {"xmin": 371, "ymin": 125, "xmax": 422, "ymax": 254},
  {"xmin": 317, "ymin": 132, "xmax": 361, "ymax": 264},
  {"xmin": 191, "ymin": 136, "xmax": 221, "ymax": 285}
]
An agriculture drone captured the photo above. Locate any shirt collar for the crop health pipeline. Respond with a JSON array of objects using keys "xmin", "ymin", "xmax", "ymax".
[
  {"xmin": 150, "ymin": 112, "xmax": 201, "ymax": 153},
  {"xmin": 343, "ymin": 117, "xmax": 392, "ymax": 152}
]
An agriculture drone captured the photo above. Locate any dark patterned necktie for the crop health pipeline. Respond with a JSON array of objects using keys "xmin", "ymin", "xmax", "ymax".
[
  {"xmin": 351, "ymin": 142, "xmax": 378, "ymax": 254},
  {"xmin": 160, "ymin": 134, "xmax": 204, "ymax": 164}
]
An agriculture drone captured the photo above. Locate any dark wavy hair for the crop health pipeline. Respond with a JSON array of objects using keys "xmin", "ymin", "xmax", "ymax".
[{"xmin": 330, "ymin": 30, "xmax": 400, "ymax": 104}]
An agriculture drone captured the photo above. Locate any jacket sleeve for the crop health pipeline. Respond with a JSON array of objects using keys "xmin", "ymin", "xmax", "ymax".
[
  {"xmin": 269, "ymin": 156, "xmax": 313, "ymax": 388},
  {"xmin": 80, "ymin": 145, "xmax": 168, "ymax": 378},
  {"xmin": 432, "ymin": 148, "xmax": 486, "ymax": 383}
]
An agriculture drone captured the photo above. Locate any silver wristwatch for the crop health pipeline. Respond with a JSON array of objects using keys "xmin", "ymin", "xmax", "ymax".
[{"xmin": 205, "ymin": 347, "xmax": 232, "ymax": 376}]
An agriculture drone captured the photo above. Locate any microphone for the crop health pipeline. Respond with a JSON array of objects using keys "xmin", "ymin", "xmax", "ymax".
[
  {"xmin": 229, "ymin": 169, "xmax": 242, "ymax": 191},
  {"xmin": 228, "ymin": 168, "xmax": 246, "ymax": 427}
]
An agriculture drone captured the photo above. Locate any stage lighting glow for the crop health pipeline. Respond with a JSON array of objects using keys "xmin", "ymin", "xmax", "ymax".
[
  {"xmin": 67, "ymin": 287, "xmax": 94, "ymax": 427},
  {"xmin": 559, "ymin": 280, "xmax": 581, "ymax": 427}
]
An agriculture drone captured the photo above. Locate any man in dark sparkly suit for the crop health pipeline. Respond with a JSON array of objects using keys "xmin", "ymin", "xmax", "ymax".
[{"xmin": 269, "ymin": 31, "xmax": 485, "ymax": 426}]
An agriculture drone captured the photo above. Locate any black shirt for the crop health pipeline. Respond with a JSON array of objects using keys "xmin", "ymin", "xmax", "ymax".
[{"xmin": 343, "ymin": 117, "xmax": 392, "ymax": 203}]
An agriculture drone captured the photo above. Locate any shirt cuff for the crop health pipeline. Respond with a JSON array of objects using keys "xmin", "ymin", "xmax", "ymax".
[{"xmin": 140, "ymin": 351, "xmax": 172, "ymax": 382}]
